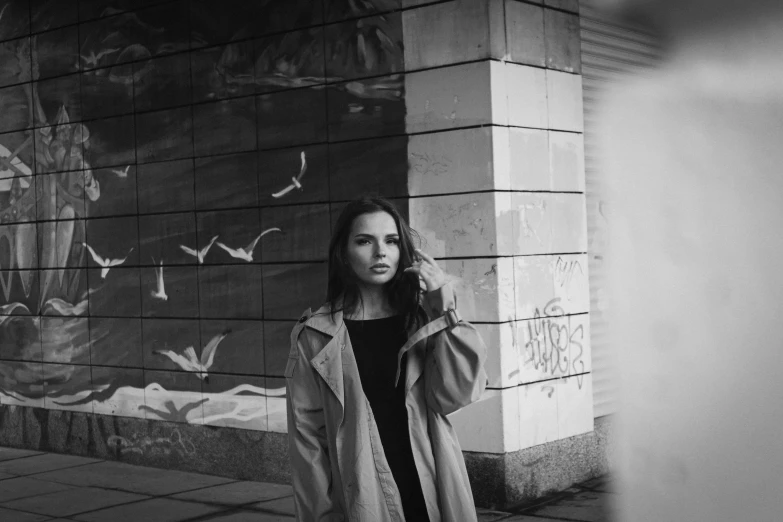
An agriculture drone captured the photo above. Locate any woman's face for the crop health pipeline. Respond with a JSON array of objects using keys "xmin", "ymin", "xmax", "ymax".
[{"xmin": 346, "ymin": 211, "xmax": 401, "ymax": 288}]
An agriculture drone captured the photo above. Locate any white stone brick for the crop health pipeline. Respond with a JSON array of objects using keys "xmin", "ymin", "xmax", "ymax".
[
  {"xmin": 510, "ymin": 192, "xmax": 552, "ymax": 255},
  {"xmin": 546, "ymin": 70, "xmax": 584, "ymax": 132},
  {"xmin": 449, "ymin": 387, "xmax": 520, "ymax": 453},
  {"xmin": 549, "ymin": 130, "xmax": 585, "ymax": 192},
  {"xmin": 407, "ymin": 128, "xmax": 497, "ymax": 196},
  {"xmin": 409, "ymin": 192, "xmax": 500, "ymax": 257},
  {"xmin": 505, "ymin": 62, "xmax": 548, "ymax": 128},
  {"xmin": 475, "ymin": 321, "xmax": 519, "ymax": 389},
  {"xmin": 518, "ymin": 380, "xmax": 559, "ymax": 449},
  {"xmin": 514, "ymin": 254, "xmax": 589, "ymax": 319},
  {"xmin": 405, "ymin": 61, "xmax": 494, "ymax": 134},
  {"xmin": 557, "ymin": 374, "xmax": 594, "ymax": 439},
  {"xmin": 509, "ymin": 127, "xmax": 550, "ymax": 191},
  {"xmin": 403, "ymin": 0, "xmax": 492, "ymax": 70},
  {"xmin": 441, "ymin": 257, "xmax": 516, "ymax": 323},
  {"xmin": 548, "ymin": 192, "xmax": 587, "ymax": 252}
]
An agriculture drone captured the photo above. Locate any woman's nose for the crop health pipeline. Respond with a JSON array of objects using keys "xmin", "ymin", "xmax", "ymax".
[{"xmin": 375, "ymin": 245, "xmax": 386, "ymax": 258}]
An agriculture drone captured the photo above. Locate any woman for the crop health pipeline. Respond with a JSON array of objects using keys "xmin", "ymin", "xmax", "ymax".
[{"xmin": 285, "ymin": 197, "xmax": 488, "ymax": 521}]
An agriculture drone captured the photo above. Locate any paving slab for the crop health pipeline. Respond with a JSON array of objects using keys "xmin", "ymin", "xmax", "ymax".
[
  {"xmin": 0, "ymin": 476, "xmax": 75, "ymax": 502},
  {"xmin": 1, "ymin": 486, "xmax": 148, "ymax": 517},
  {"xmin": 170, "ymin": 480, "xmax": 292, "ymax": 505},
  {"xmin": 0, "ymin": 448, "xmax": 45, "ymax": 462},
  {"xmin": 529, "ymin": 490, "xmax": 615, "ymax": 522},
  {"xmin": 72, "ymin": 497, "xmax": 225, "ymax": 522},
  {"xmin": 250, "ymin": 496, "xmax": 295, "ymax": 515},
  {"xmin": 203, "ymin": 511, "xmax": 294, "ymax": 522},
  {"xmin": 33, "ymin": 460, "xmax": 234, "ymax": 496},
  {"xmin": 0, "ymin": 506, "xmax": 51, "ymax": 521},
  {"xmin": 0, "ymin": 471, "xmax": 16, "ymax": 479},
  {"xmin": 0, "ymin": 454, "xmax": 99, "ymax": 477}
]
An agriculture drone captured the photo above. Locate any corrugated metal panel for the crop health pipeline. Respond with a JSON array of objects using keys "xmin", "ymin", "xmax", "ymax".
[{"xmin": 580, "ymin": 2, "xmax": 661, "ymax": 418}]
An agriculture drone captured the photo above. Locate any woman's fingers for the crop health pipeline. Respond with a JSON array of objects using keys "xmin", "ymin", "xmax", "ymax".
[{"xmin": 415, "ymin": 248, "xmax": 436, "ymax": 265}]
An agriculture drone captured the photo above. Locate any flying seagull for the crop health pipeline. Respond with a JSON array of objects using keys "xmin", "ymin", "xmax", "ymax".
[
  {"xmin": 82, "ymin": 243, "xmax": 133, "ymax": 279},
  {"xmin": 271, "ymin": 151, "xmax": 307, "ymax": 198},
  {"xmin": 150, "ymin": 258, "xmax": 167, "ymax": 301},
  {"xmin": 215, "ymin": 227, "xmax": 282, "ymax": 262},
  {"xmin": 180, "ymin": 235, "xmax": 218, "ymax": 264},
  {"xmin": 80, "ymin": 48, "xmax": 119, "ymax": 68},
  {"xmin": 110, "ymin": 165, "xmax": 130, "ymax": 178},
  {"xmin": 154, "ymin": 330, "xmax": 231, "ymax": 381}
]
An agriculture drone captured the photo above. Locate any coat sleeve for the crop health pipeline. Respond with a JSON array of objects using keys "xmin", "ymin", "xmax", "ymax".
[
  {"xmin": 285, "ymin": 320, "xmax": 344, "ymax": 522},
  {"xmin": 423, "ymin": 283, "xmax": 489, "ymax": 416}
]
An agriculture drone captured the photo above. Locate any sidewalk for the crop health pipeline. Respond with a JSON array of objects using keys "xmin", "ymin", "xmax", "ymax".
[{"xmin": 0, "ymin": 446, "xmax": 614, "ymax": 521}]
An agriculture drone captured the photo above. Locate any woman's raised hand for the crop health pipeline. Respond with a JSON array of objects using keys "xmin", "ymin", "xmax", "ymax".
[{"xmin": 404, "ymin": 249, "xmax": 446, "ymax": 292}]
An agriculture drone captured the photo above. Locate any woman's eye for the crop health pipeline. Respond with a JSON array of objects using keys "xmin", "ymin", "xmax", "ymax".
[
  {"xmin": 356, "ymin": 239, "xmax": 370, "ymax": 245},
  {"xmin": 387, "ymin": 239, "xmax": 399, "ymax": 245}
]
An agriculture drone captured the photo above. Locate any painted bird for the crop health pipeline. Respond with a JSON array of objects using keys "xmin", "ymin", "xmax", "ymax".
[
  {"xmin": 110, "ymin": 165, "xmax": 130, "ymax": 178},
  {"xmin": 154, "ymin": 330, "xmax": 231, "ymax": 381},
  {"xmin": 215, "ymin": 227, "xmax": 282, "ymax": 262},
  {"xmin": 271, "ymin": 151, "xmax": 307, "ymax": 198},
  {"xmin": 179, "ymin": 235, "xmax": 218, "ymax": 264},
  {"xmin": 150, "ymin": 258, "xmax": 167, "ymax": 301},
  {"xmin": 82, "ymin": 243, "xmax": 133, "ymax": 279}
]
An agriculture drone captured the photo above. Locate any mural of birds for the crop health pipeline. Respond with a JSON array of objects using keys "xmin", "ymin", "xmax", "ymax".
[
  {"xmin": 271, "ymin": 151, "xmax": 307, "ymax": 198},
  {"xmin": 215, "ymin": 227, "xmax": 282, "ymax": 262},
  {"xmin": 150, "ymin": 258, "xmax": 167, "ymax": 301},
  {"xmin": 180, "ymin": 235, "xmax": 218, "ymax": 264},
  {"xmin": 110, "ymin": 165, "xmax": 130, "ymax": 178},
  {"xmin": 82, "ymin": 243, "xmax": 133, "ymax": 279},
  {"xmin": 154, "ymin": 330, "xmax": 231, "ymax": 381}
]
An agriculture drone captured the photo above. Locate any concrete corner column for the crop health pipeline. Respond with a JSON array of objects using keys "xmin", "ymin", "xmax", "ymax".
[{"xmin": 403, "ymin": 0, "xmax": 597, "ymax": 507}]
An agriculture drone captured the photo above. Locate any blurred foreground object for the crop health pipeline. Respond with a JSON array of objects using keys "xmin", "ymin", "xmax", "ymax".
[{"xmin": 599, "ymin": 1, "xmax": 783, "ymax": 521}]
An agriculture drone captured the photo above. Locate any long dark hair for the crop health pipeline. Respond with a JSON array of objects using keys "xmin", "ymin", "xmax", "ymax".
[{"xmin": 326, "ymin": 197, "xmax": 424, "ymax": 332}]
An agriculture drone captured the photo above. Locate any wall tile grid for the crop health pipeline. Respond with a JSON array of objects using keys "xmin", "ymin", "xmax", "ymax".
[
  {"xmin": 0, "ymin": 0, "xmax": 411, "ymax": 433},
  {"xmin": 403, "ymin": 0, "xmax": 592, "ymax": 452}
]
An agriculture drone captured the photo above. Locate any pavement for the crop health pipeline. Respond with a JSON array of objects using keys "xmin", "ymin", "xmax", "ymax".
[{"xmin": 0, "ymin": 446, "xmax": 614, "ymax": 522}]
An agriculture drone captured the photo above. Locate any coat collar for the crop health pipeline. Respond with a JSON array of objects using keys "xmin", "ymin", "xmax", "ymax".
[{"xmin": 305, "ymin": 302, "xmax": 346, "ymax": 411}]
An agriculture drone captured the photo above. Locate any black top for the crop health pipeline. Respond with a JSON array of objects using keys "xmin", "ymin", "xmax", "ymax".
[{"xmin": 344, "ymin": 315, "xmax": 430, "ymax": 522}]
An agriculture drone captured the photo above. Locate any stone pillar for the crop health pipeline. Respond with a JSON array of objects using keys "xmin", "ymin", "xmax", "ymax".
[{"xmin": 402, "ymin": 0, "xmax": 599, "ymax": 507}]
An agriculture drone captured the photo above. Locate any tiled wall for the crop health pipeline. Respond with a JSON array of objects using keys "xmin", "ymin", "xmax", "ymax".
[{"xmin": 0, "ymin": 0, "xmax": 408, "ymax": 432}]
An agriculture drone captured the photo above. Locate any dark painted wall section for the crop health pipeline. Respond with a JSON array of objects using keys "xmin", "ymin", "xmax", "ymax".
[{"xmin": 0, "ymin": 0, "xmax": 407, "ymax": 433}]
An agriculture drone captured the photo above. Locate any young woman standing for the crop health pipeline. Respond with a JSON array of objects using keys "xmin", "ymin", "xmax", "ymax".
[{"xmin": 285, "ymin": 197, "xmax": 488, "ymax": 521}]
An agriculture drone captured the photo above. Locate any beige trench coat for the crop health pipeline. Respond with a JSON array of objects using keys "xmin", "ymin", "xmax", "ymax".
[{"xmin": 284, "ymin": 284, "xmax": 488, "ymax": 522}]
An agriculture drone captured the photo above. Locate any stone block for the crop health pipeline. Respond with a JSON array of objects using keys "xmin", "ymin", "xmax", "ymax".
[
  {"xmin": 474, "ymin": 322, "xmax": 518, "ymax": 389},
  {"xmin": 403, "ymin": 0, "xmax": 497, "ymax": 70},
  {"xmin": 506, "ymin": 62, "xmax": 548, "ymax": 128},
  {"xmin": 440, "ymin": 257, "xmax": 516, "ymax": 323},
  {"xmin": 518, "ymin": 380, "xmax": 559, "ymax": 449},
  {"xmin": 514, "ymin": 254, "xmax": 589, "ymax": 319},
  {"xmin": 509, "ymin": 127, "xmax": 550, "ymax": 191},
  {"xmin": 407, "ymin": 127, "xmax": 497, "ymax": 195},
  {"xmin": 549, "ymin": 130, "xmax": 585, "ymax": 191},
  {"xmin": 557, "ymin": 374, "xmax": 594, "ymax": 439},
  {"xmin": 405, "ymin": 61, "xmax": 495, "ymax": 133},
  {"xmin": 544, "ymin": 8, "xmax": 581, "ymax": 73},
  {"xmin": 449, "ymin": 386, "xmax": 519, "ymax": 453},
  {"xmin": 410, "ymin": 192, "xmax": 504, "ymax": 257},
  {"xmin": 548, "ymin": 193, "xmax": 587, "ymax": 252},
  {"xmin": 546, "ymin": 70, "xmax": 584, "ymax": 132},
  {"xmin": 505, "ymin": 0, "xmax": 546, "ymax": 67}
]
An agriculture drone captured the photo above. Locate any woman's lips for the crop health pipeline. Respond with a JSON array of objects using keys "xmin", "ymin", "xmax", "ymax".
[{"xmin": 370, "ymin": 264, "xmax": 390, "ymax": 273}]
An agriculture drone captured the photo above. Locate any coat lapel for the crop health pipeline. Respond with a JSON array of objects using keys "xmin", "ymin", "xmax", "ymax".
[{"xmin": 305, "ymin": 304, "xmax": 346, "ymax": 409}]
